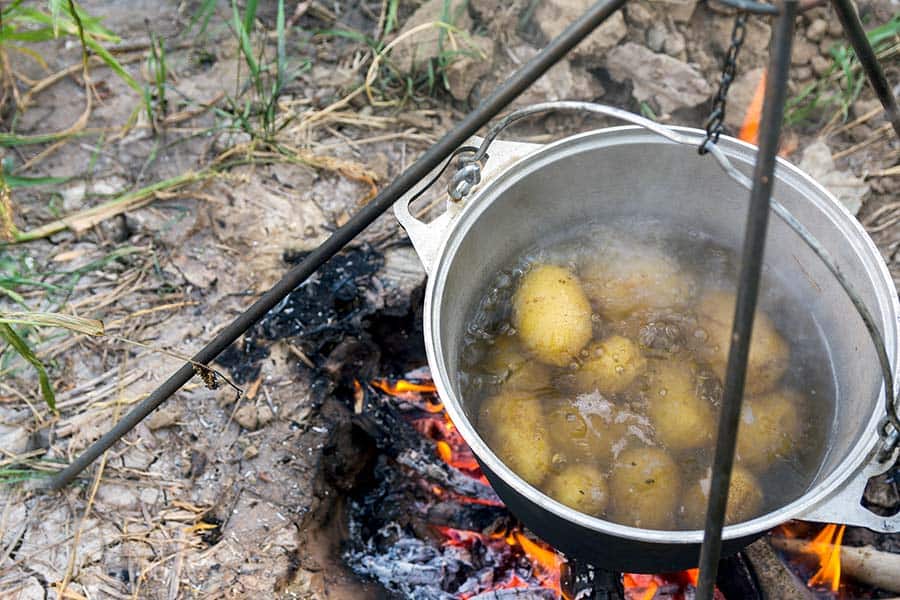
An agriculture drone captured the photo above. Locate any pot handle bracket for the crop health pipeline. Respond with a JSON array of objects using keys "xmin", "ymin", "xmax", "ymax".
[
  {"xmin": 800, "ymin": 445, "xmax": 900, "ymax": 532},
  {"xmin": 393, "ymin": 137, "xmax": 541, "ymax": 274}
]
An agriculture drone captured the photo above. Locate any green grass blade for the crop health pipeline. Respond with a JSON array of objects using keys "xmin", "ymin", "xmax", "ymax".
[
  {"xmin": 2, "ymin": 173, "xmax": 72, "ymax": 188},
  {"xmin": 276, "ymin": 0, "xmax": 286, "ymax": 92},
  {"xmin": 231, "ymin": 0, "xmax": 259, "ymax": 76},
  {"xmin": 49, "ymin": 0, "xmax": 64, "ymax": 36},
  {"xmin": 82, "ymin": 35, "xmax": 141, "ymax": 94},
  {"xmin": 0, "ymin": 323, "xmax": 55, "ymax": 410},
  {"xmin": 243, "ymin": 0, "xmax": 258, "ymax": 35},
  {"xmin": 189, "ymin": 0, "xmax": 218, "ymax": 35},
  {"xmin": 384, "ymin": 0, "xmax": 399, "ymax": 36}
]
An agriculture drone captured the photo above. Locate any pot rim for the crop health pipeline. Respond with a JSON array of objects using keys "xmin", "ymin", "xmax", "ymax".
[{"xmin": 423, "ymin": 125, "xmax": 900, "ymax": 544}]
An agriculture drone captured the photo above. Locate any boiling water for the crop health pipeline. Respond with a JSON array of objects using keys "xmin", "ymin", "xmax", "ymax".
[{"xmin": 459, "ymin": 218, "xmax": 834, "ymax": 531}]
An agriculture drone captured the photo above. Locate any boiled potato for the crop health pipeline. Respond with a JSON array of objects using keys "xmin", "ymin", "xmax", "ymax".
[
  {"xmin": 575, "ymin": 335, "xmax": 647, "ymax": 394},
  {"xmin": 697, "ymin": 290, "xmax": 789, "ymax": 395},
  {"xmin": 646, "ymin": 360, "xmax": 715, "ymax": 451},
  {"xmin": 580, "ymin": 246, "xmax": 695, "ymax": 320},
  {"xmin": 542, "ymin": 464, "xmax": 610, "ymax": 515},
  {"xmin": 679, "ymin": 466, "xmax": 764, "ymax": 528},
  {"xmin": 736, "ymin": 388, "xmax": 802, "ymax": 470},
  {"xmin": 477, "ymin": 391, "xmax": 552, "ymax": 485},
  {"xmin": 610, "ymin": 447, "xmax": 681, "ymax": 529},
  {"xmin": 484, "ymin": 336, "xmax": 552, "ymax": 393},
  {"xmin": 546, "ymin": 394, "xmax": 654, "ymax": 464},
  {"xmin": 513, "ymin": 264, "xmax": 593, "ymax": 367}
]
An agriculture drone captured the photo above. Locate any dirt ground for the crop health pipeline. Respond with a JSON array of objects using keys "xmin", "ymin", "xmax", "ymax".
[{"xmin": 0, "ymin": 0, "xmax": 898, "ymax": 598}]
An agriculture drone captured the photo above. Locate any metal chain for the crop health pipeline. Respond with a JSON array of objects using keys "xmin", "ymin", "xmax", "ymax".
[{"xmin": 699, "ymin": 13, "xmax": 748, "ymax": 154}]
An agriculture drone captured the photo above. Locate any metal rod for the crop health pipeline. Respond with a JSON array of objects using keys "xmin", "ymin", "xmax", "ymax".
[
  {"xmin": 695, "ymin": 1, "xmax": 798, "ymax": 599},
  {"xmin": 831, "ymin": 0, "xmax": 900, "ymax": 139},
  {"xmin": 45, "ymin": 0, "xmax": 628, "ymax": 491}
]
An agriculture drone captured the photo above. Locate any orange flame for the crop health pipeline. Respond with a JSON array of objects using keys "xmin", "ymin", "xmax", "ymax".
[
  {"xmin": 806, "ymin": 523, "xmax": 846, "ymax": 592},
  {"xmin": 738, "ymin": 71, "xmax": 767, "ymax": 145},
  {"xmin": 372, "ymin": 378, "xmax": 437, "ymax": 395}
]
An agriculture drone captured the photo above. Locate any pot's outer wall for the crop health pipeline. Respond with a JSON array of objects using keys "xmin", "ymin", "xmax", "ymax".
[{"xmin": 479, "ymin": 460, "xmax": 762, "ymax": 572}]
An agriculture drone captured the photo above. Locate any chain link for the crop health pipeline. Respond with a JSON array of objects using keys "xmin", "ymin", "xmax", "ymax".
[{"xmin": 699, "ymin": 13, "xmax": 748, "ymax": 154}]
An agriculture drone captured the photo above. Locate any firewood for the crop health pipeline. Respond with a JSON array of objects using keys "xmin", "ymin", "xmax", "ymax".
[{"xmin": 771, "ymin": 535, "xmax": 900, "ymax": 593}]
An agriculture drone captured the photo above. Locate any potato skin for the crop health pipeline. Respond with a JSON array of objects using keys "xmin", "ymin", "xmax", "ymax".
[
  {"xmin": 477, "ymin": 391, "xmax": 552, "ymax": 486},
  {"xmin": 575, "ymin": 335, "xmax": 647, "ymax": 394},
  {"xmin": 484, "ymin": 336, "xmax": 552, "ymax": 393},
  {"xmin": 610, "ymin": 447, "xmax": 681, "ymax": 529},
  {"xmin": 698, "ymin": 290, "xmax": 789, "ymax": 395},
  {"xmin": 645, "ymin": 360, "xmax": 715, "ymax": 451},
  {"xmin": 580, "ymin": 247, "xmax": 694, "ymax": 320},
  {"xmin": 513, "ymin": 265, "xmax": 593, "ymax": 367},
  {"xmin": 542, "ymin": 464, "xmax": 610, "ymax": 515},
  {"xmin": 546, "ymin": 392, "xmax": 655, "ymax": 465},
  {"xmin": 736, "ymin": 389, "xmax": 802, "ymax": 470},
  {"xmin": 679, "ymin": 466, "xmax": 764, "ymax": 528}
]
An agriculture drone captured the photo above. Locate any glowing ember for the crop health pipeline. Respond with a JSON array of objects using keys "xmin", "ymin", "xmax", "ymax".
[{"xmin": 623, "ymin": 569, "xmax": 724, "ymax": 600}]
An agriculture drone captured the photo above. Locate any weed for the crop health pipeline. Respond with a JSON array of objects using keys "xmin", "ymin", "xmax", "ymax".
[
  {"xmin": 144, "ymin": 23, "xmax": 169, "ymax": 130},
  {"xmin": 786, "ymin": 15, "xmax": 900, "ymax": 126}
]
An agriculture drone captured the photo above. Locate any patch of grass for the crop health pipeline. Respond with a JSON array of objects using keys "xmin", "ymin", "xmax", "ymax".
[{"xmin": 786, "ymin": 15, "xmax": 900, "ymax": 127}]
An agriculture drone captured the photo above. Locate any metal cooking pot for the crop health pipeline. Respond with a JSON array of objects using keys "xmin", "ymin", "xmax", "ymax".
[{"xmin": 394, "ymin": 102, "xmax": 900, "ymax": 572}]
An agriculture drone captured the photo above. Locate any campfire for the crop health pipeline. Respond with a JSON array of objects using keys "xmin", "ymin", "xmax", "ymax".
[{"xmin": 340, "ymin": 371, "xmax": 900, "ymax": 599}]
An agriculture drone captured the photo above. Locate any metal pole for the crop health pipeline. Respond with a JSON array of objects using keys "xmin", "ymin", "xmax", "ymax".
[
  {"xmin": 45, "ymin": 0, "xmax": 628, "ymax": 491},
  {"xmin": 831, "ymin": 0, "xmax": 900, "ymax": 139},
  {"xmin": 695, "ymin": 1, "xmax": 798, "ymax": 599}
]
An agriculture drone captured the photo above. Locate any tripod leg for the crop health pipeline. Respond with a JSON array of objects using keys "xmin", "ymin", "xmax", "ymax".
[{"xmin": 831, "ymin": 0, "xmax": 900, "ymax": 139}]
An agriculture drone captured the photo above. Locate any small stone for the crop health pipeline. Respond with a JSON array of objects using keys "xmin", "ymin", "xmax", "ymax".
[
  {"xmin": 828, "ymin": 18, "xmax": 843, "ymax": 37},
  {"xmin": 607, "ymin": 43, "xmax": 712, "ymax": 114},
  {"xmin": 510, "ymin": 46, "xmax": 604, "ymax": 107},
  {"xmin": 811, "ymin": 55, "xmax": 831, "ymax": 77},
  {"xmin": 146, "ymin": 406, "xmax": 181, "ymax": 430},
  {"xmin": 798, "ymin": 139, "xmax": 869, "ymax": 215},
  {"xmin": 794, "ymin": 66, "xmax": 813, "ymax": 82},
  {"xmin": 792, "ymin": 38, "xmax": 818, "ymax": 66},
  {"xmin": 243, "ymin": 444, "xmax": 259, "ymax": 460},
  {"xmin": 807, "ymin": 18, "xmax": 828, "ymax": 42},
  {"xmin": 664, "ymin": 31, "xmax": 687, "ymax": 59},
  {"xmin": 819, "ymin": 37, "xmax": 836, "ymax": 55},
  {"xmin": 444, "ymin": 35, "xmax": 494, "ymax": 101},
  {"xmin": 646, "ymin": 22, "xmax": 666, "ymax": 53},
  {"xmin": 626, "ymin": 2, "xmax": 654, "ymax": 27},
  {"xmin": 233, "ymin": 404, "xmax": 259, "ymax": 430},
  {"xmin": 724, "ymin": 67, "xmax": 766, "ymax": 131},
  {"xmin": 391, "ymin": 0, "xmax": 472, "ymax": 73},
  {"xmin": 650, "ymin": 0, "xmax": 697, "ymax": 23},
  {"xmin": 536, "ymin": 1, "xmax": 627, "ymax": 63},
  {"xmin": 257, "ymin": 404, "xmax": 274, "ymax": 427}
]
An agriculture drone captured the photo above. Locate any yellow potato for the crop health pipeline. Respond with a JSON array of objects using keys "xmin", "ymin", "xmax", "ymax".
[
  {"xmin": 483, "ymin": 336, "xmax": 553, "ymax": 393},
  {"xmin": 580, "ymin": 246, "xmax": 695, "ymax": 320},
  {"xmin": 645, "ymin": 360, "xmax": 715, "ymax": 451},
  {"xmin": 697, "ymin": 290, "xmax": 789, "ymax": 395},
  {"xmin": 542, "ymin": 464, "xmax": 610, "ymax": 515},
  {"xmin": 513, "ymin": 264, "xmax": 593, "ymax": 366},
  {"xmin": 736, "ymin": 389, "xmax": 802, "ymax": 470},
  {"xmin": 546, "ymin": 394, "xmax": 653, "ymax": 464},
  {"xmin": 610, "ymin": 447, "xmax": 681, "ymax": 529},
  {"xmin": 679, "ymin": 466, "xmax": 764, "ymax": 528},
  {"xmin": 575, "ymin": 335, "xmax": 647, "ymax": 394},
  {"xmin": 477, "ymin": 391, "xmax": 552, "ymax": 485}
]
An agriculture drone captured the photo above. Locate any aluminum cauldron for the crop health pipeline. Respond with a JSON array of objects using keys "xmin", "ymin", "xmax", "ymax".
[{"xmin": 394, "ymin": 102, "xmax": 900, "ymax": 572}]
